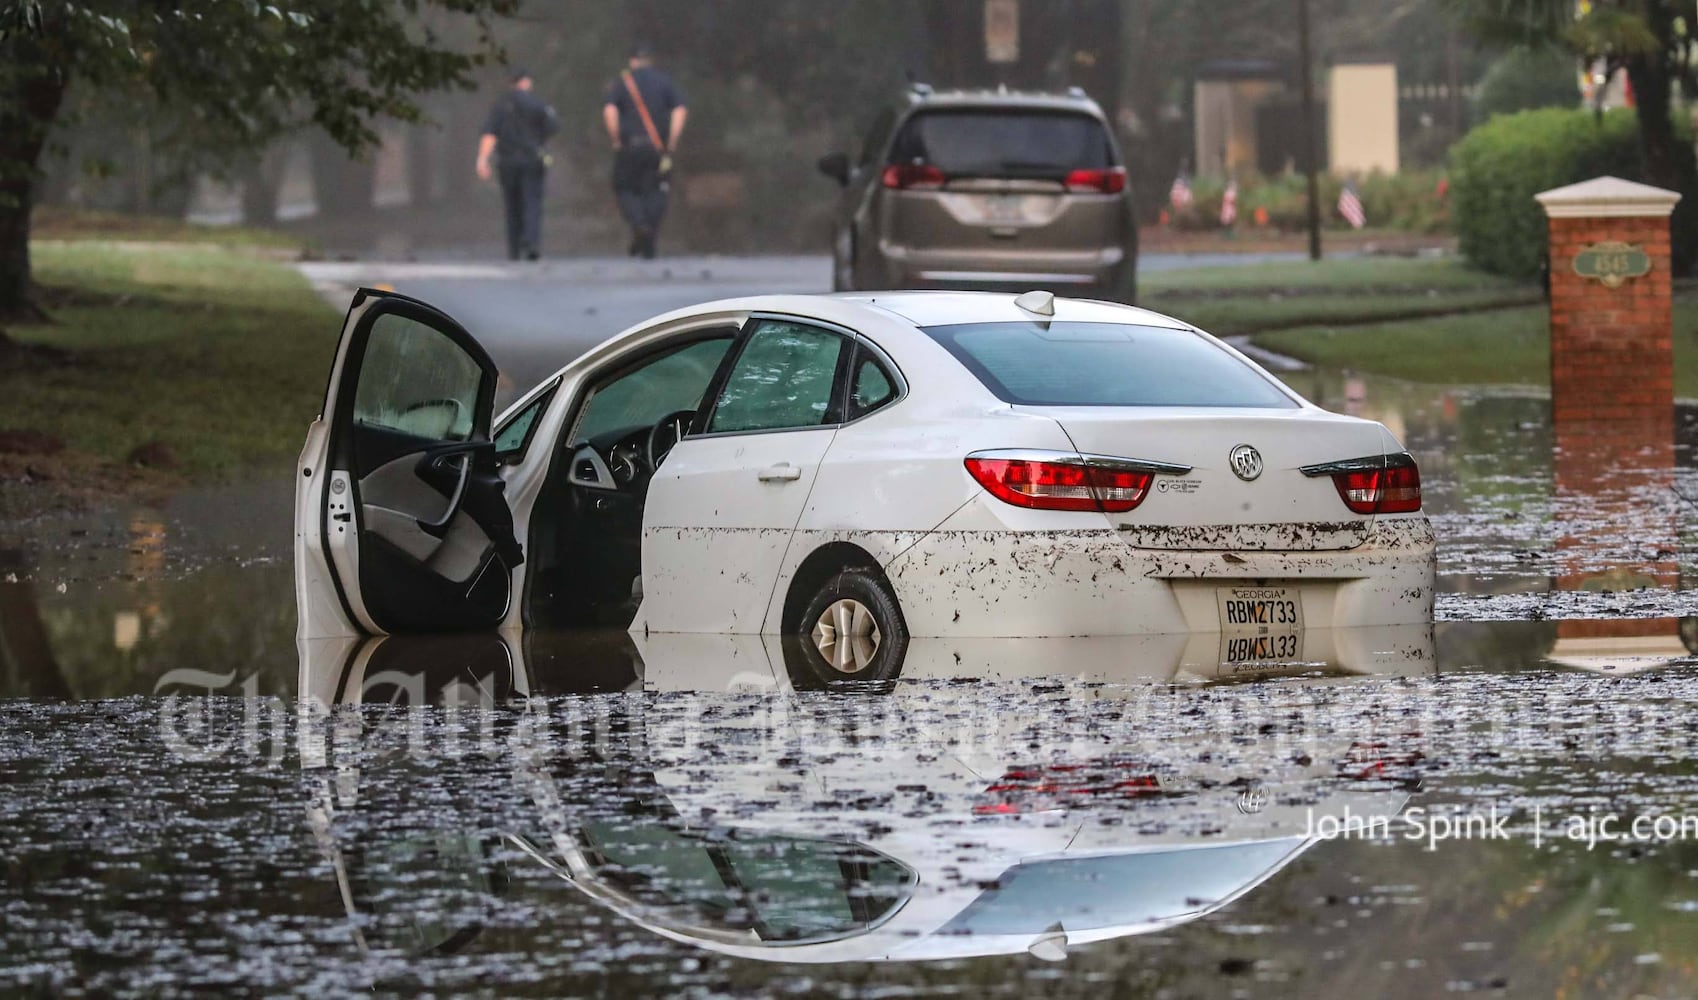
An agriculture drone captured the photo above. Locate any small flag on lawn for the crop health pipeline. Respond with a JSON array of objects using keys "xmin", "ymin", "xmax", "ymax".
[
  {"xmin": 1338, "ymin": 181, "xmax": 1366, "ymax": 229},
  {"xmin": 1219, "ymin": 179, "xmax": 1238, "ymax": 227},
  {"xmin": 1169, "ymin": 167, "xmax": 1193, "ymax": 209}
]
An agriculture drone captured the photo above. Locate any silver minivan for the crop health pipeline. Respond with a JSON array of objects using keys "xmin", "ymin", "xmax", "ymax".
[{"xmin": 818, "ymin": 84, "xmax": 1138, "ymax": 302}]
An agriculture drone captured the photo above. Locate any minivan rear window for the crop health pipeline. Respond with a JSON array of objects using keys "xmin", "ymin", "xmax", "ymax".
[
  {"xmin": 923, "ymin": 321, "xmax": 1299, "ymax": 408},
  {"xmin": 888, "ymin": 110, "xmax": 1113, "ymax": 178}
]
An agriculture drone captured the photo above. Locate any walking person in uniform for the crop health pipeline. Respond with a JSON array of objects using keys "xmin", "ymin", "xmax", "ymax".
[
  {"xmin": 602, "ymin": 42, "xmax": 687, "ymax": 259},
  {"xmin": 476, "ymin": 69, "xmax": 559, "ymax": 260}
]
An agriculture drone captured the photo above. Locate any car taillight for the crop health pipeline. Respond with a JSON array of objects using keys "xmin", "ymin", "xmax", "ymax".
[
  {"xmin": 1338, "ymin": 737, "xmax": 1426, "ymax": 782},
  {"xmin": 965, "ymin": 456, "xmax": 1153, "ymax": 513},
  {"xmin": 1302, "ymin": 454, "xmax": 1422, "ymax": 514},
  {"xmin": 1063, "ymin": 166, "xmax": 1127, "ymax": 194},
  {"xmin": 1332, "ymin": 463, "xmax": 1421, "ymax": 515},
  {"xmin": 881, "ymin": 163, "xmax": 946, "ymax": 190},
  {"xmin": 973, "ymin": 762, "xmax": 1161, "ymax": 816}
]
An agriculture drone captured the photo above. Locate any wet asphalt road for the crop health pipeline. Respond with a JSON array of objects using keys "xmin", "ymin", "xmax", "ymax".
[{"xmin": 296, "ymin": 252, "xmax": 1321, "ymax": 407}]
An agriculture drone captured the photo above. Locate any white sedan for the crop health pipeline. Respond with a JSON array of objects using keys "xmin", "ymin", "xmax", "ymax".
[{"xmin": 295, "ymin": 288, "xmax": 1434, "ymax": 681}]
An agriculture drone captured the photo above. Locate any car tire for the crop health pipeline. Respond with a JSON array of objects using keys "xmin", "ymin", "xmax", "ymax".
[{"xmin": 794, "ymin": 568, "xmax": 908, "ymax": 684}]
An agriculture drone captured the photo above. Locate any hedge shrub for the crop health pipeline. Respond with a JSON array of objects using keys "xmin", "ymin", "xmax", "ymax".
[
  {"xmin": 1473, "ymin": 47, "xmax": 1582, "ymax": 120},
  {"xmin": 1449, "ymin": 107, "xmax": 1692, "ymax": 279}
]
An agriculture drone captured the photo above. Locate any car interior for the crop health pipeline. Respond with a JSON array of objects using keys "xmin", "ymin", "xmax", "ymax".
[
  {"xmin": 525, "ymin": 331, "xmax": 739, "ymax": 629},
  {"xmin": 521, "ymin": 319, "xmax": 902, "ymax": 632}
]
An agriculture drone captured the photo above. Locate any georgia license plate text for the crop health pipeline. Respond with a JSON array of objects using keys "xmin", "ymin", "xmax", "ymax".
[{"xmin": 1218, "ymin": 588, "xmax": 1300, "ymax": 628}]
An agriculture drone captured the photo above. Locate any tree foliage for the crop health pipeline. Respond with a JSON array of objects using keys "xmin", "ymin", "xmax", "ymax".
[
  {"xmin": 1473, "ymin": 46, "xmax": 1582, "ymax": 119},
  {"xmin": 1444, "ymin": 0, "xmax": 1697, "ymax": 273},
  {"xmin": 2, "ymin": 0, "xmax": 517, "ymax": 163},
  {"xmin": 0, "ymin": 0, "xmax": 518, "ymax": 317},
  {"xmin": 1450, "ymin": 106, "xmax": 1656, "ymax": 276}
]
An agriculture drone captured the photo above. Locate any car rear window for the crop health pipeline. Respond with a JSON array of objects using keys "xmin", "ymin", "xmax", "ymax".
[
  {"xmin": 888, "ymin": 110, "xmax": 1113, "ymax": 178},
  {"xmin": 923, "ymin": 321, "xmax": 1299, "ymax": 408}
]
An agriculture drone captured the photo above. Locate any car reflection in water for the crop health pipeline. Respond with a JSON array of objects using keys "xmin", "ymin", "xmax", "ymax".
[{"xmin": 299, "ymin": 626, "xmax": 1429, "ymax": 963}]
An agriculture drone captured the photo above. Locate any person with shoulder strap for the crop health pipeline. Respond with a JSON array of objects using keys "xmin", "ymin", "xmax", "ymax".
[
  {"xmin": 602, "ymin": 41, "xmax": 687, "ymax": 259},
  {"xmin": 477, "ymin": 68, "xmax": 559, "ymax": 261}
]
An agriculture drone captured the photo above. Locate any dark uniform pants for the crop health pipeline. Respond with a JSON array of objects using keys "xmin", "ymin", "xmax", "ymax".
[
  {"xmin": 612, "ymin": 147, "xmax": 669, "ymax": 240},
  {"xmin": 498, "ymin": 160, "xmax": 546, "ymax": 259}
]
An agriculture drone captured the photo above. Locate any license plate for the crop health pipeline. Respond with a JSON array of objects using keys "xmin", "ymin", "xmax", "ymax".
[
  {"xmin": 1219, "ymin": 630, "xmax": 1304, "ymax": 668},
  {"xmin": 1216, "ymin": 586, "xmax": 1303, "ymax": 632},
  {"xmin": 984, "ymin": 195, "xmax": 1025, "ymax": 225}
]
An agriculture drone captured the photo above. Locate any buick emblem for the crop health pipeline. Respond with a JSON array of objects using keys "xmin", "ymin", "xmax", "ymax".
[{"xmin": 1229, "ymin": 444, "xmax": 1263, "ymax": 481}]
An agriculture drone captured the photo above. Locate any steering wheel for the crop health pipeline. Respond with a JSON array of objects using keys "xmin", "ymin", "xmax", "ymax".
[{"xmin": 646, "ymin": 409, "xmax": 697, "ymax": 471}]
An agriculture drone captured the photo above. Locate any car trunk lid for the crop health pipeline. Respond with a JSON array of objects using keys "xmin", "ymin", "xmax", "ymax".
[{"xmin": 1017, "ymin": 407, "xmax": 1390, "ymax": 551}]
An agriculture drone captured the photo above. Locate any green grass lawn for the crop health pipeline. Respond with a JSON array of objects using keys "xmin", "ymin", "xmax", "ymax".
[
  {"xmin": 1140, "ymin": 255, "xmax": 1540, "ymax": 336},
  {"xmin": 1153, "ymin": 288, "xmax": 1541, "ymax": 336},
  {"xmin": 2, "ymin": 242, "xmax": 337, "ymax": 481},
  {"xmin": 30, "ymin": 206, "xmax": 303, "ymax": 251},
  {"xmin": 1141, "ymin": 255, "xmax": 1523, "ymax": 294},
  {"xmin": 1141, "ymin": 255, "xmax": 1698, "ymax": 395},
  {"xmin": 1251, "ymin": 298, "xmax": 1698, "ymax": 395}
]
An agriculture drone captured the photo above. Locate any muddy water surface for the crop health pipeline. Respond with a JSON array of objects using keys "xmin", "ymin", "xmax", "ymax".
[{"xmin": 3, "ymin": 372, "xmax": 1698, "ymax": 997}]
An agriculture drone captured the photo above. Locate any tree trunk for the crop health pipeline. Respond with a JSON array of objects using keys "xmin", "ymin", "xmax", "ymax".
[
  {"xmin": 0, "ymin": 47, "xmax": 69, "ymax": 321},
  {"xmin": 0, "ymin": 549, "xmax": 71, "ymax": 700},
  {"xmin": 1626, "ymin": 49, "xmax": 1697, "ymax": 275},
  {"xmin": 308, "ymin": 130, "xmax": 377, "ymax": 219},
  {"xmin": 240, "ymin": 147, "xmax": 285, "ymax": 226}
]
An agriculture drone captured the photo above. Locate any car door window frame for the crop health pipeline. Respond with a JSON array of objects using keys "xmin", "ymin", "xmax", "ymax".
[
  {"xmin": 328, "ymin": 292, "xmax": 499, "ymax": 468},
  {"xmin": 493, "ymin": 377, "xmax": 561, "ymax": 464},
  {"xmin": 692, "ymin": 315, "xmax": 860, "ymax": 439},
  {"xmin": 843, "ymin": 339, "xmax": 906, "ymax": 422},
  {"xmin": 688, "ymin": 313, "xmax": 908, "ymax": 440},
  {"xmin": 563, "ymin": 327, "xmax": 744, "ymax": 449}
]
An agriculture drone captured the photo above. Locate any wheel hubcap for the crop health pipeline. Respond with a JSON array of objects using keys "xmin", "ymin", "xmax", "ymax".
[{"xmin": 811, "ymin": 599, "xmax": 881, "ymax": 674}]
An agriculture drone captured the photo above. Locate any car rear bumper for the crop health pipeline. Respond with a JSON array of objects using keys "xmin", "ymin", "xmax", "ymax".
[
  {"xmin": 874, "ymin": 243, "xmax": 1129, "ymax": 293},
  {"xmin": 881, "ymin": 510, "xmax": 1435, "ymax": 638}
]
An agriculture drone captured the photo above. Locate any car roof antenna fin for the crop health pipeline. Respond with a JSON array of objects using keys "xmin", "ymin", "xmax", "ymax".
[{"xmin": 1014, "ymin": 289, "xmax": 1055, "ymax": 317}]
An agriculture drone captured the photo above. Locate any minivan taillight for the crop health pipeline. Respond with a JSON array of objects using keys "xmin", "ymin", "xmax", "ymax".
[
  {"xmin": 881, "ymin": 163, "xmax": 946, "ymax": 190},
  {"xmin": 1064, "ymin": 166, "xmax": 1126, "ymax": 194},
  {"xmin": 965, "ymin": 456, "xmax": 1152, "ymax": 513},
  {"xmin": 1330, "ymin": 462, "xmax": 1421, "ymax": 514}
]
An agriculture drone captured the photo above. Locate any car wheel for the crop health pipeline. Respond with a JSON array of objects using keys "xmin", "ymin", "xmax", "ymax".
[{"xmin": 795, "ymin": 568, "xmax": 908, "ymax": 683}]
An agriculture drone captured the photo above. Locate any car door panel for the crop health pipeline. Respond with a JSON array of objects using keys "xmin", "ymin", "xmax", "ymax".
[
  {"xmin": 296, "ymin": 288, "xmax": 523, "ymax": 637},
  {"xmin": 638, "ymin": 318, "xmax": 852, "ymax": 634},
  {"xmin": 641, "ymin": 429, "xmax": 837, "ymax": 633}
]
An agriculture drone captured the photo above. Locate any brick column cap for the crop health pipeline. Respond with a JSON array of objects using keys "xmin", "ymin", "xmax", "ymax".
[{"xmin": 1536, "ymin": 175, "xmax": 1681, "ymax": 218}]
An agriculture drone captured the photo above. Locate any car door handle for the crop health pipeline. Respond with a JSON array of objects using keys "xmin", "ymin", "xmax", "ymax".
[{"xmin": 757, "ymin": 463, "xmax": 803, "ymax": 482}]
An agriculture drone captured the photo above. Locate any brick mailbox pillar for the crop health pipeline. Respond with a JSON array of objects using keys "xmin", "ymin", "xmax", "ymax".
[
  {"xmin": 1535, "ymin": 176, "xmax": 1682, "ymax": 644},
  {"xmin": 1536, "ymin": 176, "xmax": 1681, "ymax": 446}
]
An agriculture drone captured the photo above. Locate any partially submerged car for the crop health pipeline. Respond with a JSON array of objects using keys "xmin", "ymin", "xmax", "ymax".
[{"xmin": 295, "ymin": 287, "xmax": 1435, "ymax": 681}]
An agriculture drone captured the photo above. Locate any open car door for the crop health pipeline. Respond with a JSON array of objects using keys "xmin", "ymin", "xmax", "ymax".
[{"xmin": 296, "ymin": 288, "xmax": 523, "ymax": 637}]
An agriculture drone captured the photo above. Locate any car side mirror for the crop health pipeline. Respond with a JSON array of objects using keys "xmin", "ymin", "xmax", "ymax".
[{"xmin": 817, "ymin": 152, "xmax": 851, "ymax": 187}]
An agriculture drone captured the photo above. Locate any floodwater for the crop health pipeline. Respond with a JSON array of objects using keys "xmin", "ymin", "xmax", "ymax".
[{"xmin": 4, "ymin": 368, "xmax": 1698, "ymax": 997}]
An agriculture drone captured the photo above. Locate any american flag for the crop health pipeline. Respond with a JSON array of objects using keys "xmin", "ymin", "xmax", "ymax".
[
  {"xmin": 1338, "ymin": 181, "xmax": 1366, "ymax": 229},
  {"xmin": 1219, "ymin": 179, "xmax": 1238, "ymax": 227},
  {"xmin": 1169, "ymin": 167, "xmax": 1193, "ymax": 209}
]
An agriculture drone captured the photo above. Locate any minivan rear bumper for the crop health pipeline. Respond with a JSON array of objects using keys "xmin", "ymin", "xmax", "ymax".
[{"xmin": 876, "ymin": 243, "xmax": 1129, "ymax": 293}]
